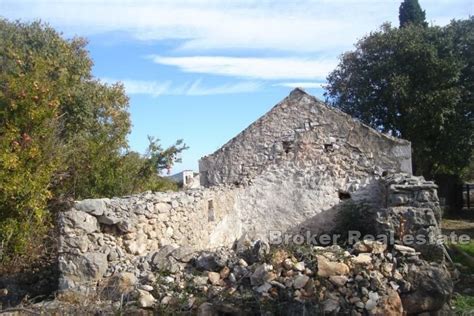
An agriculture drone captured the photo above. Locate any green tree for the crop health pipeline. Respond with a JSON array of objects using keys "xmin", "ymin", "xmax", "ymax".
[
  {"xmin": 0, "ymin": 20, "xmax": 67, "ymax": 261},
  {"xmin": 325, "ymin": 18, "xmax": 473, "ymax": 180},
  {"xmin": 399, "ymin": 0, "xmax": 427, "ymax": 28},
  {"xmin": 0, "ymin": 19, "xmax": 188, "ymax": 264}
]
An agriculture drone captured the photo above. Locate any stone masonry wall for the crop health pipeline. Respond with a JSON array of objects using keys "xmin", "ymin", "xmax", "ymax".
[
  {"xmin": 376, "ymin": 173, "xmax": 444, "ymax": 261},
  {"xmin": 58, "ymin": 186, "xmax": 241, "ymax": 292},
  {"xmin": 57, "ymin": 173, "xmax": 445, "ymax": 295},
  {"xmin": 199, "ymin": 89, "xmax": 412, "ymax": 187},
  {"xmin": 198, "ymin": 90, "xmax": 412, "ymax": 240}
]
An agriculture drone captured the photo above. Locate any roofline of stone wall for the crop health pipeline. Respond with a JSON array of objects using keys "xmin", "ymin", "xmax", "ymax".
[{"xmin": 199, "ymin": 88, "xmax": 411, "ymax": 161}]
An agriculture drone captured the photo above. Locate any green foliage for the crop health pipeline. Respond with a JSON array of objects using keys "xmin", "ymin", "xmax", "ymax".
[
  {"xmin": 325, "ymin": 18, "xmax": 474, "ymax": 179},
  {"xmin": 67, "ymin": 137, "xmax": 187, "ymax": 198},
  {"xmin": 0, "ymin": 19, "xmax": 188, "ymax": 263},
  {"xmin": 0, "ymin": 20, "xmax": 67, "ymax": 261},
  {"xmin": 452, "ymin": 294, "xmax": 474, "ymax": 314},
  {"xmin": 399, "ymin": 0, "xmax": 427, "ymax": 28}
]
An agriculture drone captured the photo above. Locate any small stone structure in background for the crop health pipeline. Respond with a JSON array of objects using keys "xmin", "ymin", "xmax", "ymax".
[
  {"xmin": 167, "ymin": 170, "xmax": 201, "ymax": 189},
  {"xmin": 57, "ymin": 89, "xmax": 450, "ymax": 313}
]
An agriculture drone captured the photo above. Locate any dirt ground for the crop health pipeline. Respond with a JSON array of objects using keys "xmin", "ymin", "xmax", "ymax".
[{"xmin": 441, "ymin": 218, "xmax": 474, "ymax": 239}]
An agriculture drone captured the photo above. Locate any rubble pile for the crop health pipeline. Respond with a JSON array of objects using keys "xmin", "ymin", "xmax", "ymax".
[{"xmin": 53, "ymin": 239, "xmax": 453, "ymax": 315}]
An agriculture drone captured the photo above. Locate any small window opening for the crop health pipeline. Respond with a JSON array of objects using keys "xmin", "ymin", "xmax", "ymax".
[
  {"xmin": 208, "ymin": 199, "xmax": 215, "ymax": 222},
  {"xmin": 324, "ymin": 143, "xmax": 334, "ymax": 153},
  {"xmin": 282, "ymin": 141, "xmax": 292, "ymax": 154},
  {"xmin": 338, "ymin": 191, "xmax": 351, "ymax": 200},
  {"xmin": 185, "ymin": 175, "xmax": 192, "ymax": 185}
]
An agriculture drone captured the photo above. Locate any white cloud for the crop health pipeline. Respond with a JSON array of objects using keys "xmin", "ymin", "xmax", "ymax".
[
  {"xmin": 2, "ymin": 0, "xmax": 471, "ymax": 53},
  {"xmin": 185, "ymin": 79, "xmax": 262, "ymax": 95},
  {"xmin": 118, "ymin": 79, "xmax": 173, "ymax": 97},
  {"xmin": 101, "ymin": 77, "xmax": 262, "ymax": 97},
  {"xmin": 150, "ymin": 56, "xmax": 338, "ymax": 80},
  {"xmin": 275, "ymin": 82, "xmax": 326, "ymax": 89}
]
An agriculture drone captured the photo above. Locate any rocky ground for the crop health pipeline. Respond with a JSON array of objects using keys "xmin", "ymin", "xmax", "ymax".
[{"xmin": 2, "ymin": 238, "xmax": 456, "ymax": 315}]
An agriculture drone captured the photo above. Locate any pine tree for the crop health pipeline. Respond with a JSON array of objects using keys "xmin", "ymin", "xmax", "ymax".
[{"xmin": 399, "ymin": 0, "xmax": 428, "ymax": 28}]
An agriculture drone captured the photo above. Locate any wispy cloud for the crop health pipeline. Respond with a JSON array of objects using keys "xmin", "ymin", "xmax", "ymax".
[
  {"xmin": 150, "ymin": 56, "xmax": 338, "ymax": 80},
  {"xmin": 2, "ymin": 0, "xmax": 471, "ymax": 53},
  {"xmin": 275, "ymin": 82, "xmax": 326, "ymax": 89},
  {"xmin": 102, "ymin": 77, "xmax": 262, "ymax": 97},
  {"xmin": 185, "ymin": 79, "xmax": 262, "ymax": 96}
]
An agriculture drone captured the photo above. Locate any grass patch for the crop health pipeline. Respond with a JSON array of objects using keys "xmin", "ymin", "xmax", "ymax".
[
  {"xmin": 457, "ymin": 242, "xmax": 474, "ymax": 257},
  {"xmin": 452, "ymin": 294, "xmax": 474, "ymax": 314},
  {"xmin": 449, "ymin": 241, "xmax": 474, "ymax": 274}
]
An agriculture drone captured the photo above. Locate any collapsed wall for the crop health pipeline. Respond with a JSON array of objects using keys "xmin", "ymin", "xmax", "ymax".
[
  {"xmin": 58, "ymin": 186, "xmax": 242, "ymax": 292},
  {"xmin": 57, "ymin": 173, "xmax": 445, "ymax": 294}
]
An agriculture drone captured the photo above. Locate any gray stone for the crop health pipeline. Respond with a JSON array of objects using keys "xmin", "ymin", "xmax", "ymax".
[
  {"xmin": 117, "ymin": 220, "xmax": 135, "ymax": 233},
  {"xmin": 400, "ymin": 264, "xmax": 453, "ymax": 314},
  {"xmin": 256, "ymin": 282, "xmax": 272, "ymax": 293},
  {"xmin": 98, "ymin": 214, "xmax": 121, "ymax": 225},
  {"xmin": 323, "ymin": 299, "xmax": 340, "ymax": 313},
  {"xmin": 62, "ymin": 210, "xmax": 100, "ymax": 234},
  {"xmin": 151, "ymin": 245, "xmax": 180, "ymax": 272},
  {"xmin": 293, "ymin": 275, "xmax": 310, "ymax": 289},
  {"xmin": 250, "ymin": 240, "xmax": 270, "ymax": 263},
  {"xmin": 155, "ymin": 202, "xmax": 171, "ymax": 213},
  {"xmin": 250, "ymin": 263, "xmax": 273, "ymax": 286},
  {"xmin": 195, "ymin": 251, "xmax": 228, "ymax": 271},
  {"xmin": 193, "ymin": 276, "xmax": 209, "ymax": 286},
  {"xmin": 59, "ymin": 252, "xmax": 108, "ymax": 289},
  {"xmin": 75, "ymin": 199, "xmax": 108, "ymax": 216},
  {"xmin": 365, "ymin": 299, "xmax": 377, "ymax": 310},
  {"xmin": 171, "ymin": 246, "xmax": 196, "ymax": 263}
]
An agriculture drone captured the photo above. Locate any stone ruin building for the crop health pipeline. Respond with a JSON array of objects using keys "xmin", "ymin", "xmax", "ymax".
[{"xmin": 57, "ymin": 89, "xmax": 448, "ymax": 313}]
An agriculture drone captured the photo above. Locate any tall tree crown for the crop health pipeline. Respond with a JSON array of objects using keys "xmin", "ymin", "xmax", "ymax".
[{"xmin": 399, "ymin": 0, "xmax": 427, "ymax": 28}]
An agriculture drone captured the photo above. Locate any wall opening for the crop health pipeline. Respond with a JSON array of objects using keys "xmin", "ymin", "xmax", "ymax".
[
  {"xmin": 324, "ymin": 143, "xmax": 334, "ymax": 153},
  {"xmin": 338, "ymin": 191, "xmax": 351, "ymax": 200},
  {"xmin": 282, "ymin": 141, "xmax": 292, "ymax": 154},
  {"xmin": 208, "ymin": 199, "xmax": 215, "ymax": 222},
  {"xmin": 185, "ymin": 175, "xmax": 192, "ymax": 185}
]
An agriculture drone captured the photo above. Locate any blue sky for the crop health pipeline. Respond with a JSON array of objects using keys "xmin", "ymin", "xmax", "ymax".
[{"xmin": 1, "ymin": 0, "xmax": 472, "ymax": 173}]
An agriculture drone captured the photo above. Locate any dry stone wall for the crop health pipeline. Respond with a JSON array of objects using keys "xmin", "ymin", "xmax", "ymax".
[
  {"xmin": 376, "ymin": 173, "xmax": 444, "ymax": 261},
  {"xmin": 58, "ymin": 186, "xmax": 241, "ymax": 292},
  {"xmin": 58, "ymin": 173, "xmax": 445, "ymax": 294}
]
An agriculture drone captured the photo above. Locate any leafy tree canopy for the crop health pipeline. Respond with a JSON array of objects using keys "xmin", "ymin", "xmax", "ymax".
[
  {"xmin": 0, "ymin": 19, "xmax": 187, "ymax": 264},
  {"xmin": 325, "ymin": 18, "xmax": 473, "ymax": 180}
]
